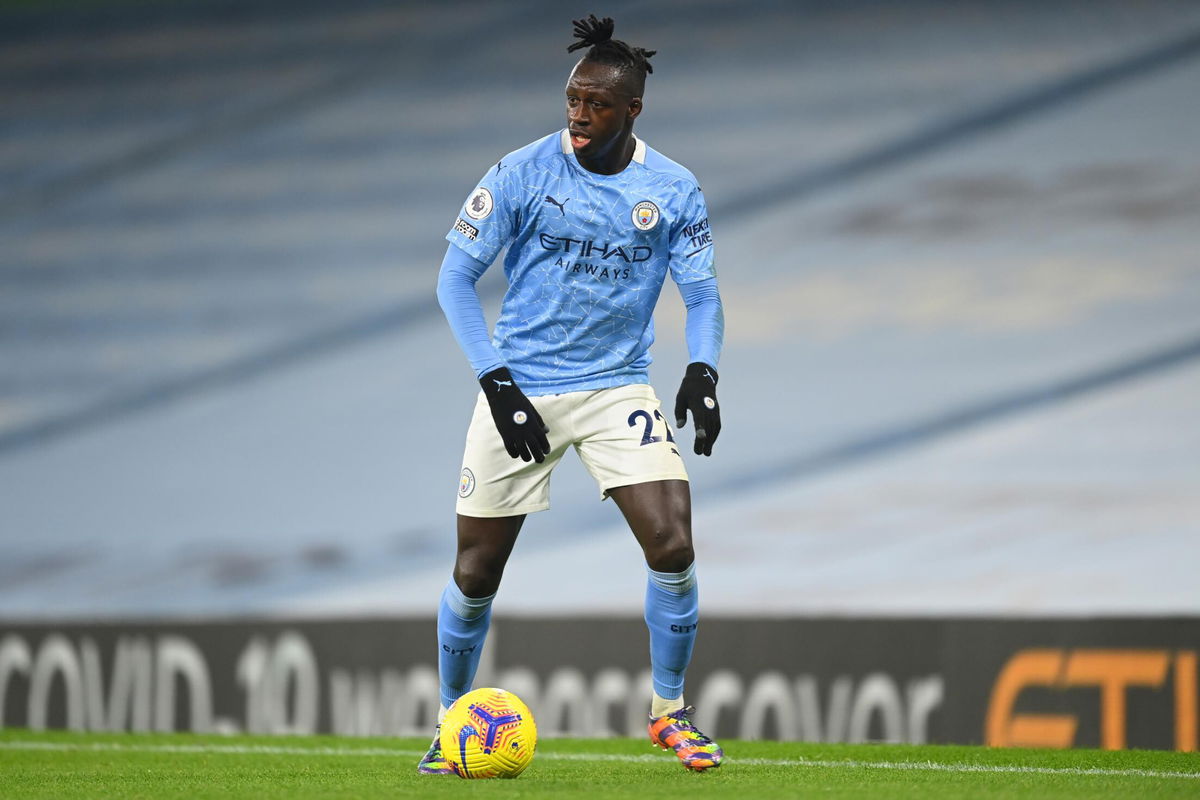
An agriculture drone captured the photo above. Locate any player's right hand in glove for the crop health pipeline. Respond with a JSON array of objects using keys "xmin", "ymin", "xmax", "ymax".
[
  {"xmin": 479, "ymin": 367, "xmax": 551, "ymax": 463},
  {"xmin": 674, "ymin": 361, "xmax": 721, "ymax": 457}
]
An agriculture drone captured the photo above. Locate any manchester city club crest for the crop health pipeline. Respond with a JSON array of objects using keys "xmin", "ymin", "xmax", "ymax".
[
  {"xmin": 631, "ymin": 200, "xmax": 660, "ymax": 231},
  {"xmin": 458, "ymin": 468, "xmax": 476, "ymax": 498},
  {"xmin": 465, "ymin": 187, "xmax": 493, "ymax": 220}
]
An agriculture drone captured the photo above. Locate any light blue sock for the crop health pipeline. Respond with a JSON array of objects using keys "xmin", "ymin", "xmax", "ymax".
[
  {"xmin": 644, "ymin": 562, "xmax": 698, "ymax": 702},
  {"xmin": 437, "ymin": 579, "xmax": 495, "ymax": 709}
]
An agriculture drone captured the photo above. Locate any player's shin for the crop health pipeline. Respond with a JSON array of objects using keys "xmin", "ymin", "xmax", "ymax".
[
  {"xmin": 643, "ymin": 561, "xmax": 698, "ymax": 716},
  {"xmin": 437, "ymin": 579, "xmax": 495, "ymax": 709}
]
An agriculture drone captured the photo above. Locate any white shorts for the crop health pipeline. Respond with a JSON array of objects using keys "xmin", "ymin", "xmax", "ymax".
[{"xmin": 455, "ymin": 383, "xmax": 689, "ymax": 518}]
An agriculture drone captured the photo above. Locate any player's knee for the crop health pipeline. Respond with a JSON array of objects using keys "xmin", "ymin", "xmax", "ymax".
[
  {"xmin": 644, "ymin": 528, "xmax": 694, "ymax": 574},
  {"xmin": 453, "ymin": 553, "xmax": 505, "ymax": 598}
]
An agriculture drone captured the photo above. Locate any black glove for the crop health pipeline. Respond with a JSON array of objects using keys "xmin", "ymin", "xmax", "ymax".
[
  {"xmin": 479, "ymin": 367, "xmax": 551, "ymax": 463},
  {"xmin": 674, "ymin": 362, "xmax": 721, "ymax": 456}
]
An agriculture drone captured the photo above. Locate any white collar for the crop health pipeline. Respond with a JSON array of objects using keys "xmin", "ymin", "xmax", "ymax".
[{"xmin": 559, "ymin": 129, "xmax": 646, "ymax": 165}]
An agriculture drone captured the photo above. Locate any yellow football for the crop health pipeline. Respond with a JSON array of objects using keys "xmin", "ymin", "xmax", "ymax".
[{"xmin": 439, "ymin": 687, "xmax": 537, "ymax": 779}]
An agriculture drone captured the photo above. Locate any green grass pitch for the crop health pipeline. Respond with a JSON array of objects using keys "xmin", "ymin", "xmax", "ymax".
[{"xmin": 2, "ymin": 729, "xmax": 1198, "ymax": 799}]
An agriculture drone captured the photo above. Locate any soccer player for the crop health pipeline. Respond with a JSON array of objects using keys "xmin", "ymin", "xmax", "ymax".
[{"xmin": 420, "ymin": 15, "xmax": 725, "ymax": 773}]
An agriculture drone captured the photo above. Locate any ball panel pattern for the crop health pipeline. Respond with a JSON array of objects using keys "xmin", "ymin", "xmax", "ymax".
[{"xmin": 440, "ymin": 688, "xmax": 537, "ymax": 779}]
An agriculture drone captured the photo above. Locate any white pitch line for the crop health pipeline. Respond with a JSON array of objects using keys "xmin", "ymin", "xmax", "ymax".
[
  {"xmin": 0, "ymin": 741, "xmax": 426, "ymax": 758},
  {"xmin": 1, "ymin": 740, "xmax": 1198, "ymax": 781},
  {"xmin": 730, "ymin": 756, "xmax": 1200, "ymax": 781},
  {"xmin": 544, "ymin": 751, "xmax": 1200, "ymax": 780}
]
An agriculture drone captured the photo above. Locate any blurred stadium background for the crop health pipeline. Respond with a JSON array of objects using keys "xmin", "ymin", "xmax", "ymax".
[{"xmin": 2, "ymin": 0, "xmax": 1199, "ymax": 749}]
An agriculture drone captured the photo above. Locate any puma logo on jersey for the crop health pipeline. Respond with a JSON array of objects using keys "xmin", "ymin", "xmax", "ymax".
[
  {"xmin": 704, "ymin": 369, "xmax": 716, "ymax": 384},
  {"xmin": 494, "ymin": 379, "xmax": 513, "ymax": 388},
  {"xmin": 544, "ymin": 195, "xmax": 570, "ymax": 216}
]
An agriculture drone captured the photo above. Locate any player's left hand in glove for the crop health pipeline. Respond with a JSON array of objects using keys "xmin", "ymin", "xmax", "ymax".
[
  {"xmin": 674, "ymin": 361, "xmax": 721, "ymax": 456},
  {"xmin": 480, "ymin": 367, "xmax": 551, "ymax": 463}
]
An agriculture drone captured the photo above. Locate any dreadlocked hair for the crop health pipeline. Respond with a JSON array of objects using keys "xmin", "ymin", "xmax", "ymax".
[{"xmin": 567, "ymin": 14, "xmax": 656, "ymax": 93}]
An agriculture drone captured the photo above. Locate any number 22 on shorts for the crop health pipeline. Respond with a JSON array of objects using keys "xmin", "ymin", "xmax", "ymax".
[{"xmin": 628, "ymin": 409, "xmax": 675, "ymax": 446}]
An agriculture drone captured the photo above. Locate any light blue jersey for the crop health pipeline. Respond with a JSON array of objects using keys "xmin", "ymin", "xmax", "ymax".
[{"xmin": 445, "ymin": 129, "xmax": 717, "ymax": 396}]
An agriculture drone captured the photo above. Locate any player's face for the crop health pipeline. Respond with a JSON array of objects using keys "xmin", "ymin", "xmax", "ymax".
[{"xmin": 565, "ymin": 61, "xmax": 642, "ymax": 167}]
